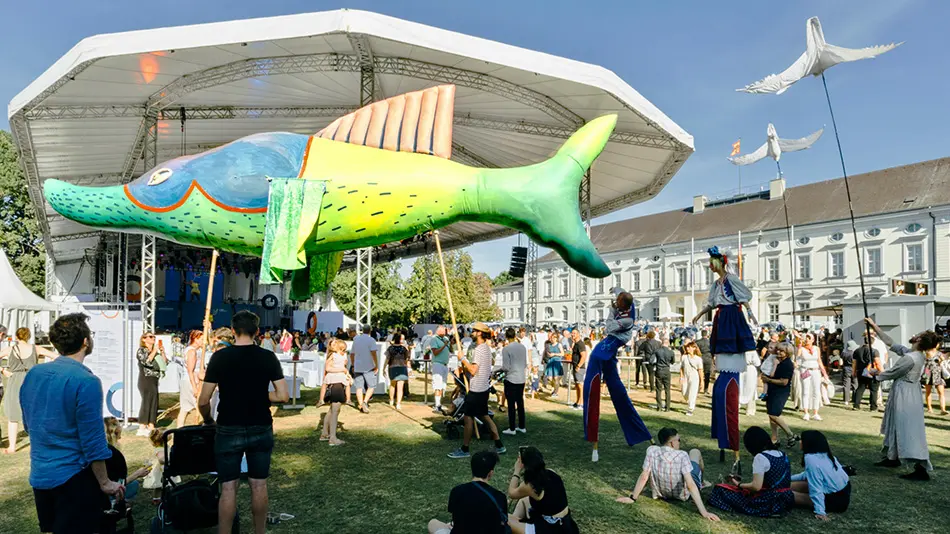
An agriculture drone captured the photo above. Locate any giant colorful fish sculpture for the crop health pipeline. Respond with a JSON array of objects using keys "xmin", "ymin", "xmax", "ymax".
[{"xmin": 44, "ymin": 85, "xmax": 615, "ymax": 299}]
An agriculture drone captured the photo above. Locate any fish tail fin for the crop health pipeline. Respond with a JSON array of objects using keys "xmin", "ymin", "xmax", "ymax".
[{"xmin": 482, "ymin": 115, "xmax": 616, "ymax": 278}]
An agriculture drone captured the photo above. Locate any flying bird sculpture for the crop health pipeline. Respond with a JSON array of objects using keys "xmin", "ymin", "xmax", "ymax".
[
  {"xmin": 44, "ymin": 85, "xmax": 616, "ymax": 300},
  {"xmin": 728, "ymin": 123, "xmax": 823, "ymax": 166},
  {"xmin": 738, "ymin": 16, "xmax": 902, "ymax": 95}
]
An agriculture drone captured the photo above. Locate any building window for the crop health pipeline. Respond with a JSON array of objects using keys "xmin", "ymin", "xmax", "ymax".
[
  {"xmin": 651, "ymin": 270, "xmax": 660, "ymax": 290},
  {"xmin": 579, "ymin": 278, "xmax": 587, "ymax": 294},
  {"xmin": 544, "ymin": 306, "xmax": 554, "ymax": 319},
  {"xmin": 597, "ymin": 308, "xmax": 605, "ymax": 320},
  {"xmin": 705, "ymin": 268, "xmax": 713, "ymax": 287},
  {"xmin": 799, "ymin": 302, "xmax": 811, "ymax": 323},
  {"xmin": 767, "ymin": 258, "xmax": 779, "ymax": 282},
  {"xmin": 768, "ymin": 304, "xmax": 780, "ymax": 323},
  {"xmin": 830, "ymin": 251, "xmax": 845, "ymax": 278},
  {"xmin": 865, "ymin": 227, "xmax": 881, "ymax": 238},
  {"xmin": 830, "ymin": 232, "xmax": 844, "ymax": 242},
  {"xmin": 797, "ymin": 254, "xmax": 811, "ymax": 280},
  {"xmin": 544, "ymin": 280, "xmax": 553, "ymax": 298},
  {"xmin": 906, "ymin": 223, "xmax": 922, "ymax": 233},
  {"xmin": 866, "ymin": 247, "xmax": 882, "ymax": 275},
  {"xmin": 613, "ymin": 272, "xmax": 622, "ymax": 289},
  {"xmin": 560, "ymin": 278, "xmax": 569, "ymax": 297},
  {"xmin": 652, "ymin": 307, "xmax": 660, "ymax": 322},
  {"xmin": 767, "ymin": 240, "xmax": 779, "ymax": 249},
  {"xmin": 797, "ymin": 236, "xmax": 810, "ymax": 246},
  {"xmin": 632, "ymin": 272, "xmax": 640, "ymax": 292},
  {"xmin": 596, "ymin": 278, "xmax": 605, "ymax": 294},
  {"xmin": 561, "ymin": 307, "xmax": 569, "ymax": 321},
  {"xmin": 677, "ymin": 267, "xmax": 687, "ymax": 290},
  {"xmin": 906, "ymin": 243, "xmax": 923, "ymax": 272}
]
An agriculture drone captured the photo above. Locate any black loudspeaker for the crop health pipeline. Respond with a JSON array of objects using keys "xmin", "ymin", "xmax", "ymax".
[{"xmin": 509, "ymin": 246, "xmax": 528, "ymax": 278}]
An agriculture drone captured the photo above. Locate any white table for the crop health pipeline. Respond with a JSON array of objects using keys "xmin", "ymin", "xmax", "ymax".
[{"xmin": 277, "ymin": 357, "xmax": 312, "ymax": 410}]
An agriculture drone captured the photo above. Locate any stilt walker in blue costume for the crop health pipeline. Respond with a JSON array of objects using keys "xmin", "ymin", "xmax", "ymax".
[
  {"xmin": 584, "ymin": 287, "xmax": 652, "ymax": 461},
  {"xmin": 691, "ymin": 247, "xmax": 757, "ymax": 473}
]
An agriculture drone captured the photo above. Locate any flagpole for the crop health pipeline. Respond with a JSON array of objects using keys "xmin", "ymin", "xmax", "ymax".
[{"xmin": 820, "ymin": 73, "xmax": 872, "ymax": 342}]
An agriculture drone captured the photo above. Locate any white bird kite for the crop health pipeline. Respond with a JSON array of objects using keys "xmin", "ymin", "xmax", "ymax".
[
  {"xmin": 738, "ymin": 17, "xmax": 902, "ymax": 95},
  {"xmin": 728, "ymin": 124, "xmax": 823, "ymax": 166}
]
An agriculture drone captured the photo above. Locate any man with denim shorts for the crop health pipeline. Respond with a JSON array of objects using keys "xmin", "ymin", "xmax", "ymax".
[
  {"xmin": 616, "ymin": 427, "xmax": 720, "ymax": 522},
  {"xmin": 199, "ymin": 311, "xmax": 288, "ymax": 534},
  {"xmin": 350, "ymin": 324, "xmax": 379, "ymax": 413},
  {"xmin": 430, "ymin": 326, "xmax": 450, "ymax": 414}
]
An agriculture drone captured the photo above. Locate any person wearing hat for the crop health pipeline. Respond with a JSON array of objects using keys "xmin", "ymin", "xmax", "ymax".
[{"xmin": 448, "ymin": 322, "xmax": 506, "ymax": 459}]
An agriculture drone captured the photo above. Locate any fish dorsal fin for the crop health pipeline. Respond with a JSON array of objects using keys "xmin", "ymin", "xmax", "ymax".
[{"xmin": 316, "ymin": 85, "xmax": 455, "ymax": 159}]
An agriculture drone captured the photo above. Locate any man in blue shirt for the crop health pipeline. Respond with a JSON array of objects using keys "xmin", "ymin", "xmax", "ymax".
[{"xmin": 20, "ymin": 313, "xmax": 124, "ymax": 533}]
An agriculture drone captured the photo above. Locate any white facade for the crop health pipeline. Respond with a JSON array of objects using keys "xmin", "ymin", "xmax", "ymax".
[
  {"xmin": 491, "ymin": 281, "xmax": 524, "ymax": 322},
  {"xmin": 525, "ymin": 195, "xmax": 950, "ymax": 327}
]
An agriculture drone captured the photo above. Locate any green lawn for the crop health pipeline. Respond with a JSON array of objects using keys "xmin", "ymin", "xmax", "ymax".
[{"xmin": 2, "ymin": 370, "xmax": 948, "ymax": 533}]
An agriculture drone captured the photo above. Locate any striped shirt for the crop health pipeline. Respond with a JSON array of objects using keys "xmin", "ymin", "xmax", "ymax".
[{"xmin": 470, "ymin": 343, "xmax": 494, "ymax": 393}]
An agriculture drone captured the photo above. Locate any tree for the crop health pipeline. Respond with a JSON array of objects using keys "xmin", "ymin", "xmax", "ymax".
[
  {"xmin": 492, "ymin": 271, "xmax": 518, "ymax": 287},
  {"xmin": 0, "ymin": 130, "xmax": 45, "ymax": 296},
  {"xmin": 330, "ymin": 260, "xmax": 408, "ymax": 328},
  {"xmin": 403, "ymin": 251, "xmax": 501, "ymax": 324}
]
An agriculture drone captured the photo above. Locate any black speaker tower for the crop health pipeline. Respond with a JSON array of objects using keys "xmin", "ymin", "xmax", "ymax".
[{"xmin": 508, "ymin": 246, "xmax": 528, "ymax": 278}]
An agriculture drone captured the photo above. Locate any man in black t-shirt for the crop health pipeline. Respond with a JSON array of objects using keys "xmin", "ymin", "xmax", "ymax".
[
  {"xmin": 199, "ymin": 311, "xmax": 288, "ymax": 534},
  {"xmin": 428, "ymin": 451, "xmax": 508, "ymax": 534}
]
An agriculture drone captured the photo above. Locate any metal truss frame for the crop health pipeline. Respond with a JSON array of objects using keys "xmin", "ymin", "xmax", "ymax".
[
  {"xmin": 525, "ymin": 240, "xmax": 539, "ymax": 326},
  {"xmin": 355, "ymin": 247, "xmax": 373, "ymax": 328},
  {"xmin": 141, "ymin": 235, "xmax": 156, "ymax": 331},
  {"xmin": 574, "ymin": 171, "xmax": 592, "ymax": 324},
  {"xmin": 45, "ymin": 255, "xmax": 57, "ymax": 300}
]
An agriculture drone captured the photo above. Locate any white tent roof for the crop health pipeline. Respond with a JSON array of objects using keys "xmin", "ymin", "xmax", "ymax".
[
  {"xmin": 0, "ymin": 249, "xmax": 58, "ymax": 311},
  {"xmin": 9, "ymin": 8, "xmax": 693, "ymax": 263}
]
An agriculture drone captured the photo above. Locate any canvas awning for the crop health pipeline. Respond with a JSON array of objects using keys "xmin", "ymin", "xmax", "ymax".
[{"xmin": 0, "ymin": 249, "xmax": 57, "ymax": 311}]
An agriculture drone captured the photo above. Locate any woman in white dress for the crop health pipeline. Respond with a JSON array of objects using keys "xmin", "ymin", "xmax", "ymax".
[
  {"xmin": 177, "ymin": 330, "xmax": 204, "ymax": 428},
  {"xmin": 681, "ymin": 342, "xmax": 704, "ymax": 416},
  {"xmin": 739, "ymin": 350, "xmax": 761, "ymax": 416},
  {"xmin": 798, "ymin": 333, "xmax": 828, "ymax": 421},
  {"xmin": 865, "ymin": 318, "xmax": 936, "ymax": 481}
]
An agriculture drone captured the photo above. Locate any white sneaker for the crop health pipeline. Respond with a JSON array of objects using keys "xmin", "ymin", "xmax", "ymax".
[
  {"xmin": 803, "ymin": 413, "xmax": 811, "ymax": 421},
  {"xmin": 813, "ymin": 414, "xmax": 823, "ymax": 421},
  {"xmin": 136, "ymin": 427, "xmax": 150, "ymax": 437},
  {"xmin": 502, "ymin": 429, "xmax": 518, "ymax": 435},
  {"xmin": 517, "ymin": 428, "xmax": 527, "ymax": 434}
]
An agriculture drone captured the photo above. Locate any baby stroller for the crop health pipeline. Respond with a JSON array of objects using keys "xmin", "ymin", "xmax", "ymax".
[
  {"xmin": 441, "ymin": 369, "xmax": 505, "ymax": 440},
  {"xmin": 149, "ymin": 426, "xmax": 239, "ymax": 533}
]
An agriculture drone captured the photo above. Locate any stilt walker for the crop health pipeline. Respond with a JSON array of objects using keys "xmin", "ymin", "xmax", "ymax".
[
  {"xmin": 691, "ymin": 247, "xmax": 757, "ymax": 473},
  {"xmin": 583, "ymin": 287, "xmax": 651, "ymax": 461}
]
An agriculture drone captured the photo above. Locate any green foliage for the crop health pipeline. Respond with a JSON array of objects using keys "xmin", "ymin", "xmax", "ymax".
[
  {"xmin": 0, "ymin": 130, "xmax": 45, "ymax": 296},
  {"xmin": 402, "ymin": 251, "xmax": 500, "ymax": 324},
  {"xmin": 492, "ymin": 271, "xmax": 517, "ymax": 287},
  {"xmin": 331, "ymin": 261, "xmax": 408, "ymax": 327}
]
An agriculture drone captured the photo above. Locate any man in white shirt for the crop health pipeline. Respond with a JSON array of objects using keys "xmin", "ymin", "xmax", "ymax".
[
  {"xmin": 448, "ymin": 323, "xmax": 505, "ymax": 459},
  {"xmin": 617, "ymin": 427, "xmax": 719, "ymax": 522},
  {"xmin": 350, "ymin": 325, "xmax": 379, "ymax": 413},
  {"xmin": 460, "ymin": 329, "xmax": 473, "ymax": 355}
]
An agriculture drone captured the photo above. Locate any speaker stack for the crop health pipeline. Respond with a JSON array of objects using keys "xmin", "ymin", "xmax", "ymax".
[{"xmin": 509, "ymin": 246, "xmax": 528, "ymax": 278}]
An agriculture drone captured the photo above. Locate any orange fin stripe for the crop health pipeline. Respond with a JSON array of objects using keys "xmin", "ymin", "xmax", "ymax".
[
  {"xmin": 315, "ymin": 84, "xmax": 455, "ymax": 159},
  {"xmin": 124, "ymin": 182, "xmax": 267, "ymax": 214}
]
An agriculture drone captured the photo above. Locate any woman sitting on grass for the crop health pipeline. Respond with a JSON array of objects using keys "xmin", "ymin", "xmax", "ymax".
[
  {"xmin": 507, "ymin": 446, "xmax": 579, "ymax": 534},
  {"xmin": 709, "ymin": 426, "xmax": 795, "ymax": 518},
  {"xmin": 791, "ymin": 430, "xmax": 851, "ymax": 521}
]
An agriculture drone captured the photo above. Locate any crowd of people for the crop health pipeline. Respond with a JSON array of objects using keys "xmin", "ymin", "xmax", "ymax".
[{"xmin": 1, "ymin": 297, "xmax": 946, "ymax": 533}]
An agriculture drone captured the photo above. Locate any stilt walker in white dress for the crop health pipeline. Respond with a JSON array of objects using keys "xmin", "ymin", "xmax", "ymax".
[{"xmin": 691, "ymin": 247, "xmax": 757, "ymax": 473}]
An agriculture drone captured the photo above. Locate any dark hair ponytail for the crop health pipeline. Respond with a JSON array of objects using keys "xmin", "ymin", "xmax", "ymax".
[{"xmin": 800, "ymin": 430, "xmax": 838, "ymax": 470}]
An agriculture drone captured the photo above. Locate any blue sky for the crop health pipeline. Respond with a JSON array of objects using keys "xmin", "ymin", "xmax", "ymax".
[{"xmin": 2, "ymin": 0, "xmax": 946, "ymax": 278}]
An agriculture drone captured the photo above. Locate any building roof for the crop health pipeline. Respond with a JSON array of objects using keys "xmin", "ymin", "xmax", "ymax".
[
  {"xmin": 541, "ymin": 156, "xmax": 950, "ymax": 262},
  {"xmin": 493, "ymin": 279, "xmax": 524, "ymax": 291},
  {"xmin": 8, "ymin": 9, "xmax": 693, "ymax": 263}
]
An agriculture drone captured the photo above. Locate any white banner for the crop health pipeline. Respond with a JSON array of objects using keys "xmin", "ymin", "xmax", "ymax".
[{"xmin": 81, "ymin": 307, "xmax": 129, "ymax": 419}]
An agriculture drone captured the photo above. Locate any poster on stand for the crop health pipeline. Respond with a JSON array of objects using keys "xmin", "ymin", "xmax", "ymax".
[{"xmin": 80, "ymin": 306, "xmax": 128, "ymax": 418}]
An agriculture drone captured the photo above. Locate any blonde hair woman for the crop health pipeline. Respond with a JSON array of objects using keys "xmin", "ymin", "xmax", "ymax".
[
  {"xmin": 136, "ymin": 332, "xmax": 167, "ymax": 436},
  {"xmin": 1, "ymin": 327, "xmax": 56, "ymax": 453}
]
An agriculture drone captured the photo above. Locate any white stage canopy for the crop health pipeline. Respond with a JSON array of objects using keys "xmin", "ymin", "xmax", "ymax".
[
  {"xmin": 0, "ymin": 248, "xmax": 57, "ymax": 336},
  {"xmin": 8, "ymin": 8, "xmax": 693, "ymax": 264}
]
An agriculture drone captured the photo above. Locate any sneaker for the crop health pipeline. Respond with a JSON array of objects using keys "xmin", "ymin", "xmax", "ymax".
[
  {"xmin": 874, "ymin": 458, "xmax": 902, "ymax": 468},
  {"xmin": 803, "ymin": 413, "xmax": 811, "ymax": 421},
  {"xmin": 572, "ymin": 404, "xmax": 583, "ymax": 411},
  {"xmin": 136, "ymin": 427, "xmax": 150, "ymax": 437},
  {"xmin": 685, "ymin": 410, "xmax": 694, "ymax": 417},
  {"xmin": 502, "ymin": 429, "xmax": 518, "ymax": 436},
  {"xmin": 517, "ymin": 428, "xmax": 527, "ymax": 434},
  {"xmin": 786, "ymin": 435, "xmax": 801, "ymax": 448},
  {"xmin": 447, "ymin": 448, "xmax": 471, "ymax": 459},
  {"xmin": 432, "ymin": 406, "xmax": 444, "ymax": 414},
  {"xmin": 812, "ymin": 414, "xmax": 823, "ymax": 421},
  {"xmin": 758, "ymin": 393, "xmax": 767, "ymax": 401},
  {"xmin": 494, "ymin": 446, "xmax": 507, "ymax": 455}
]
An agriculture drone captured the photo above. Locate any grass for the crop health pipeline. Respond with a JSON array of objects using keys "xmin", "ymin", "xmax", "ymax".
[{"xmin": 2, "ymin": 367, "xmax": 948, "ymax": 534}]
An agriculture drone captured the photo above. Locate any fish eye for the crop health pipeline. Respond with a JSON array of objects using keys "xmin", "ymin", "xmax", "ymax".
[{"xmin": 147, "ymin": 168, "xmax": 174, "ymax": 186}]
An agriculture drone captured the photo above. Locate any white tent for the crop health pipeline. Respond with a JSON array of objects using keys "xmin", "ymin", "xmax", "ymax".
[{"xmin": 0, "ymin": 249, "xmax": 58, "ymax": 338}]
